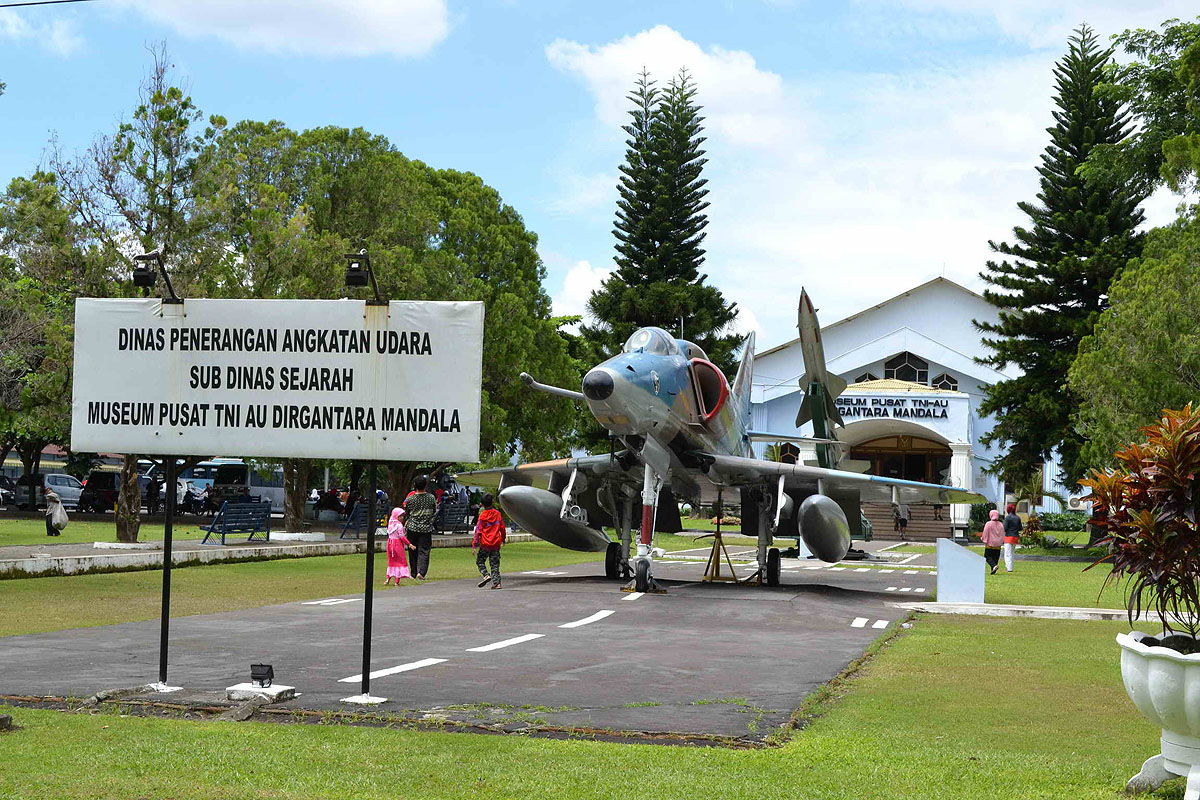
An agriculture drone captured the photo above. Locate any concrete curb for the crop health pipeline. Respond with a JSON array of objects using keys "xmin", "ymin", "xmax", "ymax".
[
  {"xmin": 893, "ymin": 601, "xmax": 1132, "ymax": 622},
  {"xmin": 0, "ymin": 533, "xmax": 541, "ymax": 579}
]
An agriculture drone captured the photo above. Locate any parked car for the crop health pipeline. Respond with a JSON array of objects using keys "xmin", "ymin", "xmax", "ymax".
[
  {"xmin": 15, "ymin": 473, "xmax": 83, "ymax": 510},
  {"xmin": 78, "ymin": 470, "xmax": 120, "ymax": 513},
  {"xmin": 0, "ymin": 475, "xmax": 15, "ymax": 507}
]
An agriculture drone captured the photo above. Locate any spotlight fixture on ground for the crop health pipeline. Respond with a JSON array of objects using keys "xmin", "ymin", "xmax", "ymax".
[{"xmin": 250, "ymin": 663, "xmax": 274, "ymax": 688}]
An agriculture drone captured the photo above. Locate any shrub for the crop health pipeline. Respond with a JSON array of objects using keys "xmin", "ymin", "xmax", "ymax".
[
  {"xmin": 968, "ymin": 502, "xmax": 992, "ymax": 533},
  {"xmin": 1038, "ymin": 511, "xmax": 1088, "ymax": 532},
  {"xmin": 1084, "ymin": 404, "xmax": 1200, "ymax": 642}
]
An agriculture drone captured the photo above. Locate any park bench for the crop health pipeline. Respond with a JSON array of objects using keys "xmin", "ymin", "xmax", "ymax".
[
  {"xmin": 201, "ymin": 499, "xmax": 272, "ymax": 545},
  {"xmin": 436, "ymin": 497, "xmax": 473, "ymax": 534},
  {"xmin": 339, "ymin": 503, "xmax": 389, "ymax": 540}
]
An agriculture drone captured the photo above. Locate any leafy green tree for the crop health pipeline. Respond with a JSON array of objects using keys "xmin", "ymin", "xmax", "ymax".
[
  {"xmin": 975, "ymin": 26, "xmax": 1146, "ymax": 486},
  {"xmin": 204, "ymin": 123, "xmax": 578, "ymax": 504},
  {"xmin": 1070, "ymin": 214, "xmax": 1200, "ymax": 468},
  {"xmin": 55, "ymin": 48, "xmax": 225, "ymax": 541},
  {"xmin": 0, "ymin": 172, "xmax": 104, "ymax": 505},
  {"xmin": 584, "ymin": 69, "xmax": 740, "ymax": 373},
  {"xmin": 1081, "ymin": 16, "xmax": 1200, "ymax": 196}
]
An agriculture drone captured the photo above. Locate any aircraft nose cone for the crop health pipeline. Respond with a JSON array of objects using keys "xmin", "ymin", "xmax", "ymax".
[{"xmin": 582, "ymin": 369, "xmax": 614, "ymax": 401}]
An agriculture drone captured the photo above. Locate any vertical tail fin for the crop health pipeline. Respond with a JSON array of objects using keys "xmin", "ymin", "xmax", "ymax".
[{"xmin": 731, "ymin": 332, "xmax": 755, "ymax": 414}]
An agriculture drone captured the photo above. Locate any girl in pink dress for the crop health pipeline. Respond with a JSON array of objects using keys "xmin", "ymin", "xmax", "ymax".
[{"xmin": 384, "ymin": 507, "xmax": 413, "ymax": 585}]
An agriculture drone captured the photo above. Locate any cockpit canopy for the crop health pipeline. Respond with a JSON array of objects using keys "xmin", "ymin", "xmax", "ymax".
[
  {"xmin": 622, "ymin": 327, "xmax": 680, "ymax": 356},
  {"xmin": 677, "ymin": 340, "xmax": 708, "ymax": 361}
]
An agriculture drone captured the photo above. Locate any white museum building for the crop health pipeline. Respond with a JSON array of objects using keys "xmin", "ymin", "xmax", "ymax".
[{"xmin": 750, "ymin": 278, "xmax": 1078, "ymax": 537}]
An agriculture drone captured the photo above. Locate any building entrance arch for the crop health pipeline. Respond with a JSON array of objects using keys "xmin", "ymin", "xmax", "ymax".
[{"xmin": 849, "ymin": 434, "xmax": 952, "ymax": 484}]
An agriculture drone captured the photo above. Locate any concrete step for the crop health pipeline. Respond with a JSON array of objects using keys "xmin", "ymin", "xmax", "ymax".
[{"xmin": 862, "ymin": 502, "xmax": 951, "ymax": 542}]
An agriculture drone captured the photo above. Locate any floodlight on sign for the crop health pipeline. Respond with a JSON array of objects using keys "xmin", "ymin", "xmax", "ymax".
[
  {"xmin": 343, "ymin": 248, "xmax": 384, "ymax": 304},
  {"xmin": 343, "ymin": 249, "xmax": 371, "ymax": 287},
  {"xmin": 131, "ymin": 263, "xmax": 157, "ymax": 289},
  {"xmin": 132, "ymin": 250, "xmax": 182, "ymax": 303}
]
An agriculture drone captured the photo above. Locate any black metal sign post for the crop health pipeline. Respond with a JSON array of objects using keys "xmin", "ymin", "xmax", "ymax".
[
  {"xmin": 348, "ymin": 462, "xmax": 385, "ymax": 703},
  {"xmin": 152, "ymin": 456, "xmax": 180, "ymax": 692}
]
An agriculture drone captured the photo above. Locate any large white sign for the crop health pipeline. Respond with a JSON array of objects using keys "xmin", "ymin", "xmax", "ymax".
[{"xmin": 71, "ymin": 298, "xmax": 484, "ymax": 461}]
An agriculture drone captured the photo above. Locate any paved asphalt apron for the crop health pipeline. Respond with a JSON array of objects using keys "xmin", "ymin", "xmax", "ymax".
[{"xmin": 0, "ymin": 556, "xmax": 935, "ymax": 742}]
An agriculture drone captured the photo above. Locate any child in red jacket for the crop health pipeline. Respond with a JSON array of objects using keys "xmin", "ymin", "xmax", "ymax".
[{"xmin": 473, "ymin": 493, "xmax": 507, "ymax": 589}]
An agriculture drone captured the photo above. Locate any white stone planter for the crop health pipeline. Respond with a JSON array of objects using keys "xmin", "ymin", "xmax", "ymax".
[{"xmin": 1119, "ymin": 630, "xmax": 1200, "ymax": 797}]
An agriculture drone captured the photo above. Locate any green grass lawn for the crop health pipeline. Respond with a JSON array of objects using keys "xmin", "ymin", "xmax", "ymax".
[
  {"xmin": 0, "ymin": 615, "xmax": 1176, "ymax": 799},
  {"xmin": 0, "ymin": 517, "xmax": 211, "ymax": 547},
  {"xmin": 981, "ymin": 560, "xmax": 1122, "ymax": 608},
  {"xmin": 0, "ymin": 543, "xmax": 602, "ymax": 637}
]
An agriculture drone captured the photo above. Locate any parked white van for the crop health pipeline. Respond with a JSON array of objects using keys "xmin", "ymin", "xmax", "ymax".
[{"xmin": 211, "ymin": 461, "xmax": 285, "ymax": 510}]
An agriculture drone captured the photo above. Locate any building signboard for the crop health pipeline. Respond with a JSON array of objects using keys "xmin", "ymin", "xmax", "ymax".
[
  {"xmin": 71, "ymin": 298, "xmax": 485, "ymax": 462},
  {"xmin": 835, "ymin": 395, "xmax": 950, "ymax": 419}
]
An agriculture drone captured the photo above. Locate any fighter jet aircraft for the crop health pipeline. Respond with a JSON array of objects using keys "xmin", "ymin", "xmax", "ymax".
[{"xmin": 461, "ymin": 291, "xmax": 984, "ymax": 593}]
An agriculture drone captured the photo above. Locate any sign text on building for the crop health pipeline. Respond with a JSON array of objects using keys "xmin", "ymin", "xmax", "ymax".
[{"xmin": 834, "ymin": 396, "xmax": 949, "ymax": 420}]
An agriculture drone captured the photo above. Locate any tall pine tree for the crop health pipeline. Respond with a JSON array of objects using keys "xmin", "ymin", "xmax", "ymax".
[
  {"xmin": 975, "ymin": 25, "xmax": 1146, "ymax": 486},
  {"xmin": 583, "ymin": 69, "xmax": 740, "ymax": 372}
]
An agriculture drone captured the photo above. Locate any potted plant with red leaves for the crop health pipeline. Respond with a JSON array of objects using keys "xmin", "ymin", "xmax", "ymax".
[{"xmin": 1082, "ymin": 404, "xmax": 1200, "ymax": 795}]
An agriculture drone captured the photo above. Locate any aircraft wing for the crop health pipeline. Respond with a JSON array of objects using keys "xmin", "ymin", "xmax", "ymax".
[
  {"xmin": 705, "ymin": 453, "xmax": 985, "ymax": 505},
  {"xmin": 458, "ymin": 454, "xmax": 632, "ymax": 493}
]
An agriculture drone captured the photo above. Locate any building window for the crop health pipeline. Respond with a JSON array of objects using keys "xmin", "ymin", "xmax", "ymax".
[
  {"xmin": 883, "ymin": 352, "xmax": 928, "ymax": 384},
  {"xmin": 931, "ymin": 373, "xmax": 958, "ymax": 391},
  {"xmin": 854, "ymin": 372, "xmax": 878, "ymax": 384}
]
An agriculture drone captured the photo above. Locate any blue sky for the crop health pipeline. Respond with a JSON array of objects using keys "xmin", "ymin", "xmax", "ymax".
[{"xmin": 0, "ymin": 0, "xmax": 1194, "ymax": 348}]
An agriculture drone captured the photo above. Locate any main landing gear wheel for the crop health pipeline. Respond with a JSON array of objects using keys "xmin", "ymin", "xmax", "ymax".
[
  {"xmin": 635, "ymin": 558, "xmax": 651, "ymax": 593},
  {"xmin": 605, "ymin": 541, "xmax": 622, "ymax": 580},
  {"xmin": 766, "ymin": 547, "xmax": 781, "ymax": 586}
]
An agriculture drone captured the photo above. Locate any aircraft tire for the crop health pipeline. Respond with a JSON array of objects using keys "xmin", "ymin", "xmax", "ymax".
[
  {"xmin": 635, "ymin": 558, "xmax": 650, "ymax": 593},
  {"xmin": 766, "ymin": 547, "xmax": 781, "ymax": 586},
  {"xmin": 605, "ymin": 541, "xmax": 621, "ymax": 580}
]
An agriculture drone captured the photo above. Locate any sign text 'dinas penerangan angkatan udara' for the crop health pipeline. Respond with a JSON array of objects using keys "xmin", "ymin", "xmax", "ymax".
[{"xmin": 71, "ymin": 298, "xmax": 485, "ymax": 461}]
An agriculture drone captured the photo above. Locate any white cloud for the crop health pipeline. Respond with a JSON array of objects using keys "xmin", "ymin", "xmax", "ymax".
[
  {"xmin": 114, "ymin": 0, "xmax": 449, "ymax": 58},
  {"xmin": 729, "ymin": 306, "xmax": 765, "ymax": 341},
  {"xmin": 546, "ymin": 24, "xmax": 1184, "ymax": 349},
  {"xmin": 550, "ymin": 258, "xmax": 611, "ymax": 324},
  {"xmin": 545, "ymin": 169, "xmax": 617, "ymax": 217},
  {"xmin": 0, "ymin": 9, "xmax": 82, "ymax": 56},
  {"xmin": 546, "ymin": 25, "xmax": 805, "ymax": 156},
  {"xmin": 864, "ymin": 1, "xmax": 1200, "ymax": 49}
]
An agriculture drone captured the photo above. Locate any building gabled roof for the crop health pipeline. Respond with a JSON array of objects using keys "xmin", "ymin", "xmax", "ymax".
[
  {"xmin": 759, "ymin": 277, "xmax": 986, "ymax": 359},
  {"xmin": 844, "ymin": 378, "xmax": 965, "ymax": 396}
]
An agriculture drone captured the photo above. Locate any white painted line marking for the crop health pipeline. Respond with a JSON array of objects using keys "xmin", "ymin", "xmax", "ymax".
[
  {"xmin": 872, "ymin": 620, "xmax": 889, "ymax": 629},
  {"xmin": 339, "ymin": 658, "xmax": 447, "ymax": 683},
  {"xmin": 522, "ymin": 570, "xmax": 567, "ymax": 576},
  {"xmin": 898, "ymin": 554, "xmax": 920, "ymax": 564},
  {"xmin": 886, "ymin": 587, "xmax": 898, "ymax": 592},
  {"xmin": 930, "ymin": 571, "xmax": 937, "ymax": 575},
  {"xmin": 904, "ymin": 570, "xmax": 919, "ymax": 575},
  {"xmin": 303, "ymin": 598, "xmax": 359, "ymax": 606},
  {"xmin": 851, "ymin": 617, "xmax": 868, "ymax": 628},
  {"xmin": 854, "ymin": 568, "xmax": 871, "ymax": 572},
  {"xmin": 829, "ymin": 567, "xmax": 847, "ymax": 572},
  {"xmin": 899, "ymin": 587, "xmax": 913, "ymax": 592},
  {"xmin": 623, "ymin": 592, "xmax": 644, "ymax": 602},
  {"xmin": 466, "ymin": 633, "xmax": 545, "ymax": 653},
  {"xmin": 880, "ymin": 570, "xmax": 895, "ymax": 574},
  {"xmin": 559, "ymin": 610, "xmax": 616, "ymax": 629},
  {"xmin": 803, "ymin": 566, "xmax": 823, "ymax": 570},
  {"xmin": 915, "ymin": 588, "xmax": 927, "ymax": 593}
]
